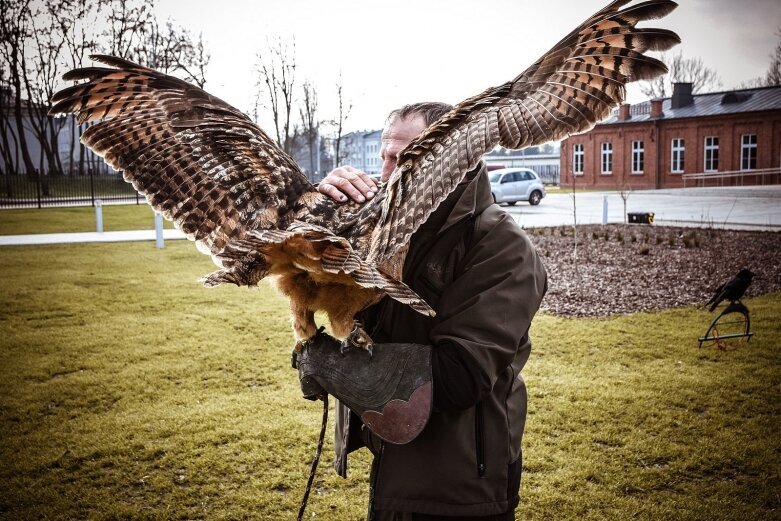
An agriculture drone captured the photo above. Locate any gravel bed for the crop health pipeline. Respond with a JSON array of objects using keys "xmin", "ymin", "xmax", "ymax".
[{"xmin": 527, "ymin": 224, "xmax": 781, "ymax": 317}]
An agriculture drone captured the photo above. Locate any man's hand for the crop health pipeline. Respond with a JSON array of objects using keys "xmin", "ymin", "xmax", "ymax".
[{"xmin": 318, "ymin": 166, "xmax": 378, "ymax": 204}]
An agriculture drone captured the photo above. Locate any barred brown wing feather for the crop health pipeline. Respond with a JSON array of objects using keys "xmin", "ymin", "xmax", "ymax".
[
  {"xmin": 365, "ymin": 0, "xmax": 679, "ymax": 263},
  {"xmin": 49, "ymin": 54, "xmax": 318, "ymax": 263},
  {"xmin": 321, "ymin": 246, "xmax": 434, "ymax": 316}
]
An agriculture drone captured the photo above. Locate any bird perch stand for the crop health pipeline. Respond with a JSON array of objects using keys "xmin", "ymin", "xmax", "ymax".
[{"xmin": 698, "ymin": 301, "xmax": 753, "ymax": 350}]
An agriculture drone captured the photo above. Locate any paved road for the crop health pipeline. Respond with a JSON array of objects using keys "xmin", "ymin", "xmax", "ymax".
[
  {"xmin": 506, "ymin": 185, "xmax": 781, "ymax": 230},
  {"xmin": 0, "ymin": 228, "xmax": 185, "ymax": 246},
  {"xmin": 1, "ymin": 186, "xmax": 779, "ymax": 246}
]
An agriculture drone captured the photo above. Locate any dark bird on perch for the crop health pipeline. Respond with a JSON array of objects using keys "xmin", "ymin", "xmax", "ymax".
[{"xmin": 705, "ymin": 269, "xmax": 755, "ymax": 312}]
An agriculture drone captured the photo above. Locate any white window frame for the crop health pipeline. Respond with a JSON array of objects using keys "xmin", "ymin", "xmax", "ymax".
[
  {"xmin": 601, "ymin": 142, "xmax": 613, "ymax": 175},
  {"xmin": 573, "ymin": 143, "xmax": 584, "ymax": 176},
  {"xmin": 741, "ymin": 134, "xmax": 757, "ymax": 171},
  {"xmin": 671, "ymin": 138, "xmax": 685, "ymax": 174},
  {"xmin": 631, "ymin": 140, "xmax": 644, "ymax": 174},
  {"xmin": 704, "ymin": 136, "xmax": 719, "ymax": 172}
]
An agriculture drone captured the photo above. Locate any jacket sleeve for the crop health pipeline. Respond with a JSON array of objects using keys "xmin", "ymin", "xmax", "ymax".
[
  {"xmin": 431, "ymin": 340, "xmax": 491, "ymax": 412},
  {"xmin": 429, "ymin": 210, "xmax": 547, "ymax": 389}
]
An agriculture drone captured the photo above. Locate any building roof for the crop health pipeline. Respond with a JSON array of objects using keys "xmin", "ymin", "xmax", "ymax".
[
  {"xmin": 342, "ymin": 129, "xmax": 382, "ymax": 140},
  {"xmin": 598, "ymin": 84, "xmax": 781, "ymax": 126}
]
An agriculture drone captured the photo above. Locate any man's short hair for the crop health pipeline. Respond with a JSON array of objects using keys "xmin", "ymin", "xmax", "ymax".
[{"xmin": 388, "ymin": 102, "xmax": 453, "ymax": 127}]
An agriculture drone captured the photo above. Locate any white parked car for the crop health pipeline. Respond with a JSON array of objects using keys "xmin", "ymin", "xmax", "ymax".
[{"xmin": 489, "ymin": 168, "xmax": 546, "ymax": 206}]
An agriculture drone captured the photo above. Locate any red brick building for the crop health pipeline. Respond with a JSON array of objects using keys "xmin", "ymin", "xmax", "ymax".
[{"xmin": 560, "ymin": 83, "xmax": 781, "ymax": 189}]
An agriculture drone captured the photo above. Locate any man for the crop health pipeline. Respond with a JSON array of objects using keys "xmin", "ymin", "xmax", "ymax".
[{"xmin": 309, "ymin": 102, "xmax": 547, "ymax": 520}]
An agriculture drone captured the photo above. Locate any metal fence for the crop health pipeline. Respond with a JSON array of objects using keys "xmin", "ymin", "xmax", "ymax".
[
  {"xmin": 0, "ymin": 172, "xmax": 143, "ymax": 208},
  {"xmin": 1, "ymin": 164, "xmax": 562, "ymax": 210},
  {"xmin": 682, "ymin": 167, "xmax": 781, "ymax": 188},
  {"xmin": 533, "ymin": 165, "xmax": 561, "ymax": 185}
]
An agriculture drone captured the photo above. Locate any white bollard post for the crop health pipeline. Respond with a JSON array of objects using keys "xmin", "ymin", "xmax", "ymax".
[
  {"xmin": 155, "ymin": 212, "xmax": 164, "ymax": 249},
  {"xmin": 602, "ymin": 195, "xmax": 608, "ymax": 225},
  {"xmin": 95, "ymin": 199, "xmax": 103, "ymax": 233}
]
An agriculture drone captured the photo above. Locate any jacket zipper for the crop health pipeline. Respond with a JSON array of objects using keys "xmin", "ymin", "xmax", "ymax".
[{"xmin": 475, "ymin": 402, "xmax": 486, "ymax": 477}]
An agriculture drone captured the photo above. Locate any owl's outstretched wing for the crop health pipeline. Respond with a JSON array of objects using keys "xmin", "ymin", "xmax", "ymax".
[
  {"xmin": 49, "ymin": 55, "xmax": 324, "ymax": 260},
  {"xmin": 367, "ymin": 0, "xmax": 679, "ymax": 262}
]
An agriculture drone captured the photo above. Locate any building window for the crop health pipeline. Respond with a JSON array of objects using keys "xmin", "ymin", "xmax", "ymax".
[
  {"xmin": 741, "ymin": 134, "xmax": 757, "ymax": 171},
  {"xmin": 631, "ymin": 140, "xmax": 644, "ymax": 174},
  {"xmin": 671, "ymin": 138, "xmax": 685, "ymax": 173},
  {"xmin": 704, "ymin": 136, "xmax": 719, "ymax": 172},
  {"xmin": 601, "ymin": 142, "xmax": 612, "ymax": 175},
  {"xmin": 573, "ymin": 143, "xmax": 584, "ymax": 175}
]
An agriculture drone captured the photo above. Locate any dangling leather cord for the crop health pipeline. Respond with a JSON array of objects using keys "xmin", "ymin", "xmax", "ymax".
[{"xmin": 298, "ymin": 394, "xmax": 329, "ymax": 521}]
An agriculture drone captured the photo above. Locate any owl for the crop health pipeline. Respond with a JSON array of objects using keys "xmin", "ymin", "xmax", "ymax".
[{"xmin": 49, "ymin": 0, "xmax": 679, "ymax": 352}]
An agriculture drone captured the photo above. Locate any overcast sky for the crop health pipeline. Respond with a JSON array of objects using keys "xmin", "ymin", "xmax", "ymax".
[{"xmin": 153, "ymin": 0, "xmax": 781, "ymax": 133}]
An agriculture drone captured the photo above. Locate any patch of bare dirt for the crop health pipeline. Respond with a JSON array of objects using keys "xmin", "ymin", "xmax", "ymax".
[{"xmin": 527, "ymin": 224, "xmax": 781, "ymax": 317}]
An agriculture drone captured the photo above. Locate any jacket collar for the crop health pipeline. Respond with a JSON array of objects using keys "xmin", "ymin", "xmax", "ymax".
[{"xmin": 439, "ymin": 162, "xmax": 492, "ymax": 234}]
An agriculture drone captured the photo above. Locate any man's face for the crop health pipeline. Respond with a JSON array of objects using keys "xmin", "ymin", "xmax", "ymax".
[{"xmin": 379, "ymin": 114, "xmax": 427, "ymax": 182}]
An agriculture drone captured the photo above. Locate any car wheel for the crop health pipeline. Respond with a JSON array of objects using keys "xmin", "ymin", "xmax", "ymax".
[
  {"xmin": 529, "ymin": 190, "xmax": 542, "ymax": 206},
  {"xmin": 506, "ymin": 201, "xmax": 517, "ymax": 206}
]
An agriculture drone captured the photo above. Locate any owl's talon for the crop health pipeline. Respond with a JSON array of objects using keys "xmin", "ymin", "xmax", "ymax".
[
  {"xmin": 294, "ymin": 336, "xmax": 315, "ymax": 353},
  {"xmin": 339, "ymin": 338, "xmax": 373, "ymax": 358},
  {"xmin": 342, "ymin": 322, "xmax": 374, "ymax": 357}
]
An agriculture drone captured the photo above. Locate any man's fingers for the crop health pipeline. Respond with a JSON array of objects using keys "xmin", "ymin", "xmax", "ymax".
[
  {"xmin": 319, "ymin": 182, "xmax": 349, "ymax": 202},
  {"xmin": 330, "ymin": 175, "xmax": 369, "ymax": 203},
  {"xmin": 318, "ymin": 166, "xmax": 378, "ymax": 203},
  {"xmin": 355, "ymin": 170, "xmax": 378, "ymax": 193},
  {"xmin": 337, "ymin": 167, "xmax": 377, "ymax": 201}
]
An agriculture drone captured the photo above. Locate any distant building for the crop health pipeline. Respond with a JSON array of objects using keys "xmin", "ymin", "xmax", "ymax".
[
  {"xmin": 341, "ymin": 129, "xmax": 382, "ymax": 176},
  {"xmin": 292, "ymin": 132, "xmax": 334, "ymax": 183},
  {"xmin": 560, "ymin": 83, "xmax": 781, "ymax": 189},
  {"xmin": 484, "ymin": 145, "xmax": 561, "ymax": 184},
  {"xmin": 1, "ymin": 88, "xmax": 112, "ymax": 176}
]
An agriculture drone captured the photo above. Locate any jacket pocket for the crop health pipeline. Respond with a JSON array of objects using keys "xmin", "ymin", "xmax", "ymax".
[{"xmin": 475, "ymin": 402, "xmax": 486, "ymax": 477}]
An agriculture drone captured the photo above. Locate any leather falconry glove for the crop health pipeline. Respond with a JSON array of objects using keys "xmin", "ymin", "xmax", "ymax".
[{"xmin": 294, "ymin": 330, "xmax": 432, "ymax": 445}]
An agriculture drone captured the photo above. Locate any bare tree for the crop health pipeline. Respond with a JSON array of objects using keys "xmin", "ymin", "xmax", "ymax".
[
  {"xmin": 49, "ymin": 0, "xmax": 104, "ymax": 176},
  {"xmin": 173, "ymin": 30, "xmax": 210, "ymax": 88},
  {"xmin": 254, "ymin": 36, "xmax": 297, "ymax": 155},
  {"xmin": 734, "ymin": 29, "xmax": 781, "ymax": 89},
  {"xmin": 299, "ymin": 79, "xmax": 319, "ymax": 179},
  {"xmin": 22, "ymin": 1, "xmax": 69, "ymax": 177},
  {"xmin": 615, "ymin": 178, "xmax": 633, "ymax": 224},
  {"xmin": 132, "ymin": 19, "xmax": 210, "ymax": 87},
  {"xmin": 102, "ymin": 0, "xmax": 155, "ymax": 59},
  {"xmin": 766, "ymin": 33, "xmax": 781, "ymax": 86},
  {"xmin": 0, "ymin": 65, "xmax": 19, "ymax": 175},
  {"xmin": 640, "ymin": 51, "xmax": 722, "ymax": 98},
  {"xmin": 0, "ymin": 0, "xmax": 208, "ymax": 180},
  {"xmin": 0, "ymin": 0, "xmax": 38, "ymax": 175},
  {"xmin": 569, "ymin": 163, "xmax": 581, "ymax": 284},
  {"xmin": 0, "ymin": 87, "xmax": 17, "ymax": 176},
  {"xmin": 330, "ymin": 72, "xmax": 351, "ymax": 167},
  {"xmin": 55, "ymin": 0, "xmax": 100, "ymax": 176}
]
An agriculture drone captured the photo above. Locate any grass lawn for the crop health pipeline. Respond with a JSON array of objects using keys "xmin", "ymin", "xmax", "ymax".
[
  {"xmin": 0, "ymin": 205, "xmax": 175, "ymax": 235},
  {"xmin": 0, "ymin": 241, "xmax": 779, "ymax": 520}
]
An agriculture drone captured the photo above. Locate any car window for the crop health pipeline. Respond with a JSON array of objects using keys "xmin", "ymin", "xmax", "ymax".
[
  {"xmin": 501, "ymin": 174, "xmax": 511, "ymax": 184},
  {"xmin": 489, "ymin": 172, "xmax": 502, "ymax": 183},
  {"xmin": 520, "ymin": 171, "xmax": 533, "ymax": 181}
]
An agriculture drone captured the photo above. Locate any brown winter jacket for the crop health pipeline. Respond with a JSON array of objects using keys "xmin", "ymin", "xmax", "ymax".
[{"xmin": 334, "ymin": 165, "xmax": 547, "ymax": 517}]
